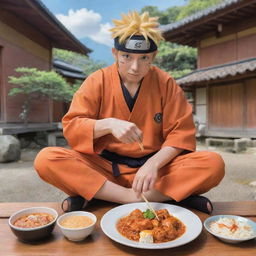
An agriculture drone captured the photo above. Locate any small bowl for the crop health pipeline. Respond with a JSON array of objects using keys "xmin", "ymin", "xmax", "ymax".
[
  {"xmin": 57, "ymin": 211, "xmax": 97, "ymax": 241},
  {"xmin": 8, "ymin": 207, "xmax": 58, "ymax": 242},
  {"xmin": 204, "ymin": 215, "xmax": 256, "ymax": 244}
]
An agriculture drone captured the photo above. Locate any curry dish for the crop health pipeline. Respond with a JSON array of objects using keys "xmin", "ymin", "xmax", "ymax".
[
  {"xmin": 116, "ymin": 209, "xmax": 186, "ymax": 243},
  {"xmin": 13, "ymin": 213, "xmax": 54, "ymax": 228}
]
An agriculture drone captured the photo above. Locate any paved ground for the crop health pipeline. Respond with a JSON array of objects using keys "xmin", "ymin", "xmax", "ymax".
[{"xmin": 0, "ymin": 144, "xmax": 255, "ymax": 203}]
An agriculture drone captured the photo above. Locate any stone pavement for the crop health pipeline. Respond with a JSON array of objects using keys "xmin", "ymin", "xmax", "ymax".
[{"xmin": 0, "ymin": 145, "xmax": 255, "ymax": 202}]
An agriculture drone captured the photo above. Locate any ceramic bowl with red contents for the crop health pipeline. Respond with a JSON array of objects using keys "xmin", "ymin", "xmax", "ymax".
[{"xmin": 8, "ymin": 207, "xmax": 58, "ymax": 242}]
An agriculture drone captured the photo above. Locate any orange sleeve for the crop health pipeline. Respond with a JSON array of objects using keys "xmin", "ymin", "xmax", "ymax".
[
  {"xmin": 161, "ymin": 78, "xmax": 196, "ymax": 151},
  {"xmin": 62, "ymin": 70, "xmax": 102, "ymax": 154}
]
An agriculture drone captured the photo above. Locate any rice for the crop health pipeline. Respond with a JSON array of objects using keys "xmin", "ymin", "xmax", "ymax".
[{"xmin": 210, "ymin": 217, "xmax": 254, "ymax": 239}]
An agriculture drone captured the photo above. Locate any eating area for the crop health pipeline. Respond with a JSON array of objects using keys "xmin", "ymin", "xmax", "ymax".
[{"xmin": 0, "ymin": 201, "xmax": 255, "ymax": 256}]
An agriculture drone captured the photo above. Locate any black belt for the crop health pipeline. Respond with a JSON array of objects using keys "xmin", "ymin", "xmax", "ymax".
[{"xmin": 99, "ymin": 150, "xmax": 157, "ymax": 177}]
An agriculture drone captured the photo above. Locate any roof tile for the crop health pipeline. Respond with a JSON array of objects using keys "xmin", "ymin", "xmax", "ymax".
[{"xmin": 177, "ymin": 58, "xmax": 256, "ymax": 85}]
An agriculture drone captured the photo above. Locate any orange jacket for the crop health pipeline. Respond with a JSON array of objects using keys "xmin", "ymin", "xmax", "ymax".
[{"xmin": 62, "ymin": 63, "xmax": 196, "ymax": 156}]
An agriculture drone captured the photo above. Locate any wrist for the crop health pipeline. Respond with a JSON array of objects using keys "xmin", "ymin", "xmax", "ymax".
[
  {"xmin": 104, "ymin": 118, "xmax": 114, "ymax": 134},
  {"xmin": 146, "ymin": 158, "xmax": 160, "ymax": 170},
  {"xmin": 94, "ymin": 118, "xmax": 114, "ymax": 138}
]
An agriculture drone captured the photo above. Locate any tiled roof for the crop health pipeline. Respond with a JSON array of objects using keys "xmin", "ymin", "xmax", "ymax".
[
  {"xmin": 55, "ymin": 69, "xmax": 86, "ymax": 80},
  {"xmin": 53, "ymin": 59, "xmax": 83, "ymax": 73},
  {"xmin": 161, "ymin": 0, "xmax": 242, "ymax": 33},
  {"xmin": 53, "ymin": 59, "xmax": 86, "ymax": 80},
  {"xmin": 177, "ymin": 58, "xmax": 256, "ymax": 85}
]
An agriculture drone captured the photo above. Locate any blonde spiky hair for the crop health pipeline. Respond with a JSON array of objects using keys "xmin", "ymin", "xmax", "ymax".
[{"xmin": 110, "ymin": 11, "xmax": 163, "ymax": 46}]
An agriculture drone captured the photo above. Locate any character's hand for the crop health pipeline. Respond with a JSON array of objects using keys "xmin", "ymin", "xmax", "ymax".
[
  {"xmin": 110, "ymin": 118, "xmax": 142, "ymax": 144},
  {"xmin": 132, "ymin": 161, "xmax": 158, "ymax": 197}
]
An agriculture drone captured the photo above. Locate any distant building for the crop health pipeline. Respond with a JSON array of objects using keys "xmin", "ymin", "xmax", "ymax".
[
  {"xmin": 162, "ymin": 0, "xmax": 256, "ymax": 138},
  {"xmin": 0, "ymin": 0, "xmax": 90, "ymax": 135},
  {"xmin": 52, "ymin": 59, "xmax": 86, "ymax": 122},
  {"xmin": 53, "ymin": 59, "xmax": 86, "ymax": 82}
]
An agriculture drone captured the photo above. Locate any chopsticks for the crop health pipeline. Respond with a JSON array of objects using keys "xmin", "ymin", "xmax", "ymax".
[
  {"xmin": 141, "ymin": 194, "xmax": 160, "ymax": 221},
  {"xmin": 138, "ymin": 142, "xmax": 144, "ymax": 151}
]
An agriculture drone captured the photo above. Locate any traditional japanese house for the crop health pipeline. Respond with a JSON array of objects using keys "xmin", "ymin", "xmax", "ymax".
[
  {"xmin": 0, "ymin": 0, "xmax": 90, "ymax": 135},
  {"xmin": 162, "ymin": 0, "xmax": 256, "ymax": 138}
]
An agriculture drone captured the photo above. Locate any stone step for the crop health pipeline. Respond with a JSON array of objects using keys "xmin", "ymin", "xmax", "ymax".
[{"xmin": 206, "ymin": 138, "xmax": 250, "ymax": 153}]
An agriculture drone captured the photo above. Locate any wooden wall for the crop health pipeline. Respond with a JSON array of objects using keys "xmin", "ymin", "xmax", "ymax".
[
  {"xmin": 199, "ymin": 26, "xmax": 256, "ymax": 68},
  {"xmin": 52, "ymin": 77, "xmax": 80, "ymax": 122},
  {"xmin": 209, "ymin": 83, "xmax": 243, "ymax": 129},
  {"xmin": 208, "ymin": 78, "xmax": 256, "ymax": 136},
  {"xmin": 53, "ymin": 102, "xmax": 70, "ymax": 122},
  {"xmin": 0, "ymin": 10, "xmax": 52, "ymax": 123},
  {"xmin": 245, "ymin": 78, "xmax": 256, "ymax": 129}
]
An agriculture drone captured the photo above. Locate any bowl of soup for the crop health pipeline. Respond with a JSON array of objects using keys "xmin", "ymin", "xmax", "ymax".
[
  {"xmin": 8, "ymin": 207, "xmax": 58, "ymax": 242},
  {"xmin": 57, "ymin": 211, "xmax": 97, "ymax": 241}
]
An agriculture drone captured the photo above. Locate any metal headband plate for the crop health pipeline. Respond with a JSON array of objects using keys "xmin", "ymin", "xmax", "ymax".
[{"xmin": 125, "ymin": 39, "xmax": 150, "ymax": 51}]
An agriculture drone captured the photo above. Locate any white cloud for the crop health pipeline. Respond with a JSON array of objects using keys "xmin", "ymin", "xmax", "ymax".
[
  {"xmin": 90, "ymin": 23, "xmax": 113, "ymax": 47},
  {"xmin": 56, "ymin": 8, "xmax": 113, "ymax": 47}
]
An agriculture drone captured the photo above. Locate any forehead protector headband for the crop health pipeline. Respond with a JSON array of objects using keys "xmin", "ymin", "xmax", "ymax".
[{"xmin": 114, "ymin": 35, "xmax": 157, "ymax": 53}]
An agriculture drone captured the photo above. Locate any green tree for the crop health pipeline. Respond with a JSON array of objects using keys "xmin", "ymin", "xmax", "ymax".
[
  {"xmin": 154, "ymin": 41, "xmax": 197, "ymax": 78},
  {"xmin": 141, "ymin": 6, "xmax": 181, "ymax": 24},
  {"xmin": 163, "ymin": 6, "xmax": 182, "ymax": 23},
  {"xmin": 8, "ymin": 67, "xmax": 75, "ymax": 123},
  {"xmin": 177, "ymin": 0, "xmax": 222, "ymax": 20},
  {"xmin": 53, "ymin": 48, "xmax": 106, "ymax": 77}
]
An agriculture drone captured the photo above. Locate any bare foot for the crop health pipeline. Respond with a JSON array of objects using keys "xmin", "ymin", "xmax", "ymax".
[{"xmin": 62, "ymin": 200, "xmax": 68, "ymax": 212}]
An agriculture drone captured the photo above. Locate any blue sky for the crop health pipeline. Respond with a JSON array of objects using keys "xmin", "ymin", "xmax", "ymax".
[{"xmin": 41, "ymin": 0, "xmax": 186, "ymax": 64}]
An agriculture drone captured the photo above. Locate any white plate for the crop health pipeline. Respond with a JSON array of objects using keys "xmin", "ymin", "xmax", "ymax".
[
  {"xmin": 204, "ymin": 215, "xmax": 256, "ymax": 244},
  {"xmin": 100, "ymin": 202, "xmax": 202, "ymax": 249}
]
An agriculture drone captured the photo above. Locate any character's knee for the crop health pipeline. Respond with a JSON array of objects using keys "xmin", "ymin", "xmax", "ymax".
[
  {"xmin": 34, "ymin": 147, "xmax": 56, "ymax": 178},
  {"xmin": 205, "ymin": 151, "xmax": 225, "ymax": 182}
]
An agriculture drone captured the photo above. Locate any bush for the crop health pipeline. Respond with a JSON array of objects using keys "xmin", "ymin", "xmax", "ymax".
[{"xmin": 9, "ymin": 67, "xmax": 76, "ymax": 122}]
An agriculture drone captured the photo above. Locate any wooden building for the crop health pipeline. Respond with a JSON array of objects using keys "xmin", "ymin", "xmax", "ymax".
[
  {"xmin": 162, "ymin": 0, "xmax": 256, "ymax": 138},
  {"xmin": 0, "ymin": 0, "xmax": 90, "ymax": 135},
  {"xmin": 52, "ymin": 59, "xmax": 86, "ymax": 122}
]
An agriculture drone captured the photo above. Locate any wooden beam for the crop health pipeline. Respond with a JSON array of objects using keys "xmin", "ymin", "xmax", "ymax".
[{"xmin": 0, "ymin": 123, "xmax": 59, "ymax": 135}]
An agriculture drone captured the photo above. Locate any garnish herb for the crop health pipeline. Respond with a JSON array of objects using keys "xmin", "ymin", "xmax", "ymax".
[{"xmin": 143, "ymin": 209, "xmax": 155, "ymax": 219}]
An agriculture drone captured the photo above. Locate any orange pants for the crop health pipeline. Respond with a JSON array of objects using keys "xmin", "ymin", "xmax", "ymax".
[{"xmin": 34, "ymin": 147, "xmax": 225, "ymax": 202}]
